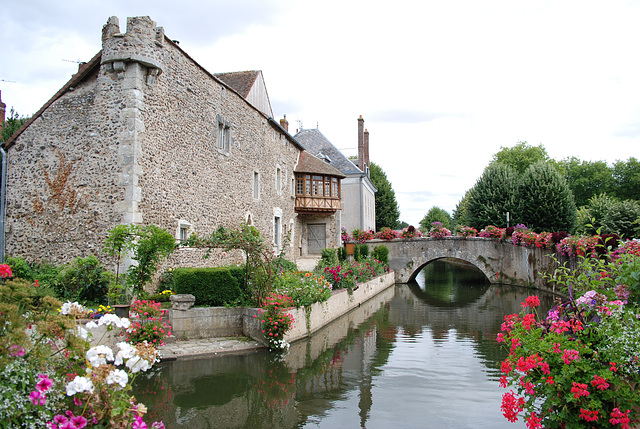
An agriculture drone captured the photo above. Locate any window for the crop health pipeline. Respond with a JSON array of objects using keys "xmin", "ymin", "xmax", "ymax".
[
  {"xmin": 176, "ymin": 220, "xmax": 192, "ymax": 241},
  {"xmin": 276, "ymin": 167, "xmax": 282, "ymax": 194},
  {"xmin": 253, "ymin": 171, "xmax": 260, "ymax": 199},
  {"xmin": 216, "ymin": 115, "xmax": 231, "ymax": 154},
  {"xmin": 179, "ymin": 227, "xmax": 189, "ymax": 241}
]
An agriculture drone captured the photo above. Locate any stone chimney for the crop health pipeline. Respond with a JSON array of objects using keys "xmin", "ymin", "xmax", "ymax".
[
  {"xmin": 0, "ymin": 90, "xmax": 6, "ymax": 136},
  {"xmin": 357, "ymin": 115, "xmax": 365, "ymax": 171},
  {"xmin": 280, "ymin": 114, "xmax": 289, "ymax": 132},
  {"xmin": 364, "ymin": 128, "xmax": 370, "ymax": 173}
]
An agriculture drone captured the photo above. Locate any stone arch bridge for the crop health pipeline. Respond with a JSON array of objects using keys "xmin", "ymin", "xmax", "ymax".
[{"xmin": 375, "ymin": 237, "xmax": 563, "ymax": 290}]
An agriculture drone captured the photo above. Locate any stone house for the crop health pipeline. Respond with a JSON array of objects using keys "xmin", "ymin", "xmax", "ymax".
[
  {"xmin": 2, "ymin": 15, "xmax": 345, "ymax": 270},
  {"xmin": 295, "ymin": 116, "xmax": 377, "ymax": 234}
]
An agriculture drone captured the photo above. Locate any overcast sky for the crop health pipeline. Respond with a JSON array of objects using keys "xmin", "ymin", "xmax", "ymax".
[{"xmin": 2, "ymin": 1, "xmax": 639, "ymax": 227}]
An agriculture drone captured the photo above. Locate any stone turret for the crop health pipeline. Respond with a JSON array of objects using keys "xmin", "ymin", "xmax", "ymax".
[{"xmin": 101, "ymin": 16, "xmax": 164, "ymax": 85}]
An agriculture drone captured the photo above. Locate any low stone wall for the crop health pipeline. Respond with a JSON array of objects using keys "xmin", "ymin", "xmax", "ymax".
[{"xmin": 167, "ymin": 272, "xmax": 396, "ymax": 345}]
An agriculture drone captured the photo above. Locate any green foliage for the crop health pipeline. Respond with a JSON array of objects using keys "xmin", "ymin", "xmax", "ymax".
[
  {"xmin": 612, "ymin": 157, "xmax": 640, "ymax": 201},
  {"xmin": 182, "ymin": 223, "xmax": 279, "ymax": 304},
  {"xmin": 557, "ymin": 157, "xmax": 616, "ymax": 207},
  {"xmin": 173, "ymin": 267, "xmax": 246, "ymax": 306},
  {"xmin": 0, "ymin": 108, "xmax": 29, "ymax": 142},
  {"xmin": 54, "ymin": 255, "xmax": 112, "ymax": 304},
  {"xmin": 452, "ymin": 189, "xmax": 471, "ymax": 228},
  {"xmin": 155, "ymin": 268, "xmax": 175, "ymax": 293},
  {"xmin": 126, "ymin": 225, "xmax": 176, "ymax": 293},
  {"xmin": 575, "ymin": 193, "xmax": 640, "ymax": 238},
  {"xmin": 515, "ymin": 161, "xmax": 577, "ymax": 233},
  {"xmin": 369, "ymin": 162, "xmax": 400, "ymax": 230},
  {"xmin": 4, "ymin": 257, "xmax": 61, "ymax": 290},
  {"xmin": 491, "ymin": 141, "xmax": 551, "ymax": 175},
  {"xmin": 257, "ymin": 294, "xmax": 295, "ymax": 351},
  {"xmin": 467, "ymin": 163, "xmax": 518, "ymax": 230},
  {"xmin": 273, "ymin": 271, "xmax": 333, "ymax": 308},
  {"xmin": 419, "ymin": 206, "xmax": 451, "ymax": 231},
  {"xmin": 320, "ymin": 248, "xmax": 338, "ymax": 266},
  {"xmin": 355, "ymin": 243, "xmax": 369, "ymax": 261},
  {"xmin": 372, "ymin": 245, "xmax": 389, "ymax": 264},
  {"xmin": 337, "ymin": 246, "xmax": 347, "ymax": 263}
]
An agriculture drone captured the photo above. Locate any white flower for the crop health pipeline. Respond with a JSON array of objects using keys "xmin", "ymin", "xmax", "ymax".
[
  {"xmin": 98, "ymin": 314, "xmax": 131, "ymax": 329},
  {"xmin": 77, "ymin": 326, "xmax": 89, "ymax": 340},
  {"xmin": 126, "ymin": 355, "xmax": 151, "ymax": 373},
  {"xmin": 85, "ymin": 321, "xmax": 98, "ymax": 330},
  {"xmin": 60, "ymin": 301, "xmax": 86, "ymax": 315},
  {"xmin": 86, "ymin": 345, "xmax": 114, "ymax": 367},
  {"xmin": 66, "ymin": 376, "xmax": 94, "ymax": 396},
  {"xmin": 114, "ymin": 342, "xmax": 136, "ymax": 366},
  {"xmin": 105, "ymin": 369, "xmax": 128, "ymax": 388}
]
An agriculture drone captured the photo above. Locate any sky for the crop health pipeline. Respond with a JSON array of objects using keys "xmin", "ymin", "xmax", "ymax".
[{"xmin": 2, "ymin": 0, "xmax": 639, "ymax": 227}]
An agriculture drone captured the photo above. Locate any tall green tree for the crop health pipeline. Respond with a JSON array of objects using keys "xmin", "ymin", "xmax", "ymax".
[
  {"xmin": 452, "ymin": 189, "xmax": 471, "ymax": 227},
  {"xmin": 369, "ymin": 162, "xmax": 400, "ymax": 230},
  {"xmin": 419, "ymin": 206, "xmax": 451, "ymax": 231},
  {"xmin": 576, "ymin": 193, "xmax": 640, "ymax": 238},
  {"xmin": 1, "ymin": 108, "xmax": 29, "ymax": 142},
  {"xmin": 516, "ymin": 161, "xmax": 577, "ymax": 233},
  {"xmin": 612, "ymin": 157, "xmax": 640, "ymax": 202},
  {"xmin": 467, "ymin": 163, "xmax": 518, "ymax": 230},
  {"xmin": 491, "ymin": 141, "xmax": 551, "ymax": 175},
  {"xmin": 557, "ymin": 157, "xmax": 615, "ymax": 207}
]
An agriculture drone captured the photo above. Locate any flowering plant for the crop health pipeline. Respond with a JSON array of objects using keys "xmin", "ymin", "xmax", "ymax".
[
  {"xmin": 256, "ymin": 293, "xmax": 295, "ymax": 351},
  {"xmin": 426, "ymin": 221, "xmax": 452, "ymax": 239},
  {"xmin": 401, "ymin": 225, "xmax": 422, "ymax": 239},
  {"xmin": 0, "ymin": 266, "xmax": 164, "ymax": 428},
  {"xmin": 478, "ymin": 225, "xmax": 505, "ymax": 239},
  {"xmin": 126, "ymin": 300, "xmax": 172, "ymax": 346},
  {"xmin": 274, "ymin": 271, "xmax": 332, "ymax": 308},
  {"xmin": 556, "ymin": 235, "xmax": 599, "ymax": 257},
  {"xmin": 511, "ymin": 225, "xmax": 540, "ymax": 247},
  {"xmin": 340, "ymin": 227, "xmax": 352, "ymax": 243},
  {"xmin": 351, "ymin": 228, "xmax": 375, "ymax": 243},
  {"xmin": 498, "ymin": 249, "xmax": 640, "ymax": 428},
  {"xmin": 455, "ymin": 225, "xmax": 477, "ymax": 238},
  {"xmin": 376, "ymin": 227, "xmax": 400, "ymax": 241}
]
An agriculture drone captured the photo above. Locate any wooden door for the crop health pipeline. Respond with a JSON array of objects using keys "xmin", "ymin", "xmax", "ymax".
[{"xmin": 307, "ymin": 224, "xmax": 326, "ymax": 254}]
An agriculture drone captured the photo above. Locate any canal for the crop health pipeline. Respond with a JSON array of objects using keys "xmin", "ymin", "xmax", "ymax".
[{"xmin": 133, "ymin": 260, "xmax": 557, "ymax": 428}]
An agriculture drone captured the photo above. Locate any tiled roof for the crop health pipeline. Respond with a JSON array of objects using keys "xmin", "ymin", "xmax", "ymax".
[
  {"xmin": 295, "ymin": 150, "xmax": 346, "ymax": 178},
  {"xmin": 214, "ymin": 71, "xmax": 259, "ymax": 98},
  {"xmin": 294, "ymin": 129, "xmax": 363, "ymax": 176}
]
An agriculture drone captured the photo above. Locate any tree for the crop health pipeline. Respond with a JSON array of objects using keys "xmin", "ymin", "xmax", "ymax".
[
  {"xmin": 515, "ymin": 161, "xmax": 577, "ymax": 233},
  {"xmin": 576, "ymin": 193, "xmax": 640, "ymax": 238},
  {"xmin": 369, "ymin": 162, "xmax": 400, "ymax": 230},
  {"xmin": 612, "ymin": 157, "xmax": 640, "ymax": 202},
  {"xmin": 466, "ymin": 163, "xmax": 518, "ymax": 230},
  {"xmin": 1, "ymin": 108, "xmax": 29, "ymax": 142},
  {"xmin": 419, "ymin": 206, "xmax": 451, "ymax": 231},
  {"xmin": 452, "ymin": 189, "xmax": 471, "ymax": 227},
  {"xmin": 491, "ymin": 141, "xmax": 551, "ymax": 175},
  {"xmin": 557, "ymin": 157, "xmax": 615, "ymax": 208}
]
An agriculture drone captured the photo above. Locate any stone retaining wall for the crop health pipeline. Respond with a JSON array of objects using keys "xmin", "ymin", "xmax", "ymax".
[{"xmin": 168, "ymin": 272, "xmax": 396, "ymax": 345}]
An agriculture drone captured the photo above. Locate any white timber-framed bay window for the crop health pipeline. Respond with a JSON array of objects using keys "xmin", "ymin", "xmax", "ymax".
[{"xmin": 215, "ymin": 114, "xmax": 232, "ymax": 154}]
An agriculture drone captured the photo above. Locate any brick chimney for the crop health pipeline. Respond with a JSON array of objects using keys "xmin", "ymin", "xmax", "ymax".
[
  {"xmin": 364, "ymin": 128, "xmax": 370, "ymax": 173},
  {"xmin": 357, "ymin": 115, "xmax": 365, "ymax": 171},
  {"xmin": 280, "ymin": 114, "xmax": 289, "ymax": 132},
  {"xmin": 0, "ymin": 90, "xmax": 6, "ymax": 136}
]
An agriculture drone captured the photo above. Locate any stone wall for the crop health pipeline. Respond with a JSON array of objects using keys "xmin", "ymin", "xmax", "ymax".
[{"xmin": 5, "ymin": 15, "xmax": 336, "ymax": 268}]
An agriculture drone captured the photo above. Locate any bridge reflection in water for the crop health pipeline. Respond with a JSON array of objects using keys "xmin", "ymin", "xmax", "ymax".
[{"xmin": 133, "ymin": 260, "xmax": 556, "ymax": 429}]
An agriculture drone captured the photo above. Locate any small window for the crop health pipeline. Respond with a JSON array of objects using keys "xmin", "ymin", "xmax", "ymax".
[
  {"xmin": 276, "ymin": 167, "xmax": 282, "ymax": 194},
  {"xmin": 179, "ymin": 227, "xmax": 189, "ymax": 241},
  {"xmin": 253, "ymin": 171, "xmax": 260, "ymax": 199},
  {"xmin": 216, "ymin": 115, "xmax": 231, "ymax": 154},
  {"xmin": 176, "ymin": 220, "xmax": 192, "ymax": 241}
]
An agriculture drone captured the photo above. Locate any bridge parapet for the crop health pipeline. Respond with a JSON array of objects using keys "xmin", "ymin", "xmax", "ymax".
[{"xmin": 370, "ymin": 237, "xmax": 563, "ymax": 290}]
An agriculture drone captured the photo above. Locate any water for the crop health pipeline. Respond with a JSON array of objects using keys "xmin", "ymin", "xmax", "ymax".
[{"xmin": 133, "ymin": 260, "xmax": 557, "ymax": 428}]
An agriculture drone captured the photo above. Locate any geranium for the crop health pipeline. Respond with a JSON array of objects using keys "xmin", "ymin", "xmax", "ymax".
[
  {"xmin": 478, "ymin": 225, "xmax": 505, "ymax": 239},
  {"xmin": 426, "ymin": 222, "xmax": 452, "ymax": 239},
  {"xmin": 126, "ymin": 300, "xmax": 172, "ymax": 346},
  {"xmin": 0, "ymin": 263, "xmax": 12, "ymax": 278},
  {"xmin": 456, "ymin": 226, "xmax": 477, "ymax": 238},
  {"xmin": 256, "ymin": 293, "xmax": 295, "ymax": 351},
  {"xmin": 401, "ymin": 225, "xmax": 422, "ymax": 239},
  {"xmin": 376, "ymin": 227, "xmax": 400, "ymax": 241}
]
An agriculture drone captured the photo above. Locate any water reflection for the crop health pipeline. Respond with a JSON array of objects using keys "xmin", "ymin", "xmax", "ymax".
[{"xmin": 134, "ymin": 260, "xmax": 557, "ymax": 428}]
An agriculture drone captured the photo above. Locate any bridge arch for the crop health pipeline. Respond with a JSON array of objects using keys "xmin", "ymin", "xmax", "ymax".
[{"xmin": 374, "ymin": 236, "xmax": 559, "ymax": 290}]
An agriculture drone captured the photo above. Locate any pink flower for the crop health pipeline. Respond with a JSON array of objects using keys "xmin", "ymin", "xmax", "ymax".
[
  {"xmin": 570, "ymin": 382, "xmax": 589, "ymax": 399},
  {"xmin": 0, "ymin": 264, "xmax": 12, "ymax": 278},
  {"xmin": 9, "ymin": 344, "xmax": 25, "ymax": 357},
  {"xmin": 29, "ymin": 390, "xmax": 46, "ymax": 406},
  {"xmin": 132, "ymin": 415, "xmax": 148, "ymax": 429},
  {"xmin": 562, "ymin": 349, "xmax": 580, "ymax": 365},
  {"xmin": 71, "ymin": 415, "xmax": 87, "ymax": 429},
  {"xmin": 37, "ymin": 374, "xmax": 53, "ymax": 392},
  {"xmin": 521, "ymin": 296, "xmax": 541, "ymax": 308}
]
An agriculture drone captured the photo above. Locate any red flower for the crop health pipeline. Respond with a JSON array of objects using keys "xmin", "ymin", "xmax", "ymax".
[
  {"xmin": 0, "ymin": 264, "xmax": 12, "ymax": 278},
  {"xmin": 570, "ymin": 382, "xmax": 589, "ymax": 399},
  {"xmin": 591, "ymin": 375, "xmax": 610, "ymax": 391},
  {"xmin": 521, "ymin": 295, "xmax": 541, "ymax": 308},
  {"xmin": 579, "ymin": 408, "xmax": 599, "ymax": 422},
  {"xmin": 526, "ymin": 412, "xmax": 542, "ymax": 429}
]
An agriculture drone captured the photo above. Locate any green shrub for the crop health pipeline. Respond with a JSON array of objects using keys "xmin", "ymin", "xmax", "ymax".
[
  {"xmin": 156, "ymin": 268, "xmax": 175, "ymax": 293},
  {"xmin": 372, "ymin": 245, "xmax": 389, "ymax": 264},
  {"xmin": 355, "ymin": 243, "xmax": 369, "ymax": 261},
  {"xmin": 5, "ymin": 256, "xmax": 35, "ymax": 281},
  {"xmin": 173, "ymin": 267, "xmax": 245, "ymax": 306},
  {"xmin": 273, "ymin": 271, "xmax": 332, "ymax": 307},
  {"xmin": 271, "ymin": 256, "xmax": 297, "ymax": 274},
  {"xmin": 320, "ymin": 248, "xmax": 338, "ymax": 266},
  {"xmin": 54, "ymin": 256, "xmax": 111, "ymax": 304},
  {"xmin": 337, "ymin": 246, "xmax": 347, "ymax": 263}
]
